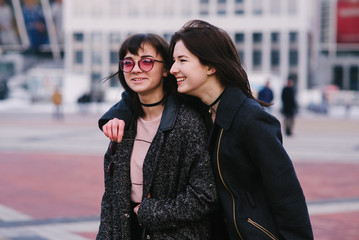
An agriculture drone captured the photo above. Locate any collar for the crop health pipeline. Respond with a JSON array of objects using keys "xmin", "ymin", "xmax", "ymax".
[
  {"xmin": 214, "ymin": 87, "xmax": 247, "ymax": 130},
  {"xmin": 158, "ymin": 94, "xmax": 181, "ymax": 132}
]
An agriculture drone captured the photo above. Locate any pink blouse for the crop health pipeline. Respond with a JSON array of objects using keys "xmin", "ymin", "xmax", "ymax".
[{"xmin": 130, "ymin": 115, "xmax": 161, "ymax": 203}]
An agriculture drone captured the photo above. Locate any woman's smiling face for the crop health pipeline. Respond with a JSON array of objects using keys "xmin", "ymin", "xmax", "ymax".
[
  {"xmin": 170, "ymin": 40, "xmax": 212, "ymax": 98},
  {"xmin": 123, "ymin": 43, "xmax": 166, "ymax": 98}
]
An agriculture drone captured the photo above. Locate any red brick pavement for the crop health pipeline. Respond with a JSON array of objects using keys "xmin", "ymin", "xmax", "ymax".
[
  {"xmin": 294, "ymin": 162, "xmax": 359, "ymax": 201},
  {"xmin": 311, "ymin": 212, "xmax": 359, "ymax": 240},
  {"xmin": 0, "ymin": 151, "xmax": 358, "ymax": 239},
  {"xmin": 0, "ymin": 152, "xmax": 104, "ymax": 220},
  {"xmin": 294, "ymin": 162, "xmax": 359, "ymax": 240}
]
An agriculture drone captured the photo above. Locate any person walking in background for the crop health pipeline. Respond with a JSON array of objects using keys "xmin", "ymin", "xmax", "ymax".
[
  {"xmin": 96, "ymin": 33, "xmax": 217, "ymax": 240},
  {"xmin": 257, "ymin": 79, "xmax": 274, "ymax": 111},
  {"xmin": 98, "ymin": 20, "xmax": 313, "ymax": 240},
  {"xmin": 281, "ymin": 77, "xmax": 297, "ymax": 136},
  {"xmin": 52, "ymin": 87, "xmax": 63, "ymax": 120}
]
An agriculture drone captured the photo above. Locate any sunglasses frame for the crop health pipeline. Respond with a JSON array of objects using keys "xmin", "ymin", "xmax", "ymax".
[{"xmin": 119, "ymin": 58, "xmax": 164, "ymax": 73}]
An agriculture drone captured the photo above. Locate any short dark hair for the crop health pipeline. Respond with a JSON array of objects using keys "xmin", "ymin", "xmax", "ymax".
[{"xmin": 107, "ymin": 33, "xmax": 177, "ymax": 117}]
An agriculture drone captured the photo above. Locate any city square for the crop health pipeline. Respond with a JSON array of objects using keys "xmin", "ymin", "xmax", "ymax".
[{"xmin": 0, "ymin": 103, "xmax": 358, "ymax": 239}]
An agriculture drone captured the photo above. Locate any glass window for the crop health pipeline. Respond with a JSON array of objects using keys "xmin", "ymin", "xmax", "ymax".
[
  {"xmin": 289, "ymin": 50, "xmax": 298, "ymax": 66},
  {"xmin": 235, "ymin": 33, "xmax": 245, "ymax": 43},
  {"xmin": 253, "ymin": 33, "xmax": 262, "ymax": 43},
  {"xmin": 271, "ymin": 50, "xmax": 280, "ymax": 67},
  {"xmin": 110, "ymin": 33, "xmax": 121, "ymax": 44},
  {"xmin": 271, "ymin": 32, "xmax": 280, "ymax": 43},
  {"xmin": 91, "ymin": 73, "xmax": 102, "ymax": 85},
  {"xmin": 349, "ymin": 66, "xmax": 359, "ymax": 91},
  {"xmin": 289, "ymin": 32, "xmax": 298, "ymax": 43},
  {"xmin": 333, "ymin": 66, "xmax": 343, "ymax": 89},
  {"xmin": 75, "ymin": 50, "xmax": 83, "ymax": 64},
  {"xmin": 234, "ymin": 0, "xmax": 244, "ymax": 14},
  {"xmin": 74, "ymin": 33, "xmax": 84, "ymax": 42},
  {"xmin": 238, "ymin": 50, "xmax": 245, "ymax": 63},
  {"xmin": 200, "ymin": 0, "xmax": 209, "ymax": 15},
  {"xmin": 110, "ymin": 51, "xmax": 118, "ymax": 64},
  {"xmin": 217, "ymin": 0, "xmax": 226, "ymax": 15},
  {"xmin": 253, "ymin": 0, "xmax": 263, "ymax": 15},
  {"xmin": 92, "ymin": 51, "xmax": 102, "ymax": 64},
  {"xmin": 253, "ymin": 50, "xmax": 262, "ymax": 67},
  {"xmin": 110, "ymin": 75, "xmax": 119, "ymax": 87}
]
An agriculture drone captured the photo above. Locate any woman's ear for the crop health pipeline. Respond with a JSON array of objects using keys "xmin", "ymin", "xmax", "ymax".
[{"xmin": 207, "ymin": 66, "xmax": 216, "ymax": 76}]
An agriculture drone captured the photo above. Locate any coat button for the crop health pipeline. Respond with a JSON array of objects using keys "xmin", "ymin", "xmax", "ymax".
[{"xmin": 124, "ymin": 213, "xmax": 129, "ymax": 218}]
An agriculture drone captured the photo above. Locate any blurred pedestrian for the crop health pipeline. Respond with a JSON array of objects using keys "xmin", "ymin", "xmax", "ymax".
[
  {"xmin": 258, "ymin": 80, "xmax": 274, "ymax": 111},
  {"xmin": 96, "ymin": 33, "xmax": 217, "ymax": 240},
  {"xmin": 77, "ymin": 92, "xmax": 91, "ymax": 114},
  {"xmin": 281, "ymin": 77, "xmax": 297, "ymax": 136},
  {"xmin": 52, "ymin": 87, "xmax": 63, "ymax": 119}
]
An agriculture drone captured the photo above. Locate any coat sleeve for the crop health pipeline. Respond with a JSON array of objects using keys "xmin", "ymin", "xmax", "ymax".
[
  {"xmin": 243, "ymin": 109, "xmax": 313, "ymax": 239},
  {"xmin": 96, "ymin": 150, "xmax": 114, "ymax": 239},
  {"xmin": 98, "ymin": 91, "xmax": 133, "ymax": 131},
  {"xmin": 137, "ymin": 115, "xmax": 217, "ymax": 230}
]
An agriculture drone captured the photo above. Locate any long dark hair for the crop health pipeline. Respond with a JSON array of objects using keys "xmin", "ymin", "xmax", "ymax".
[
  {"xmin": 170, "ymin": 20, "xmax": 270, "ymax": 107},
  {"xmin": 106, "ymin": 33, "xmax": 177, "ymax": 118}
]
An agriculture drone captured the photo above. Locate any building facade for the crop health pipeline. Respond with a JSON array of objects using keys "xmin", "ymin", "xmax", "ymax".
[
  {"xmin": 316, "ymin": 0, "xmax": 359, "ymax": 91},
  {"xmin": 63, "ymin": 0, "xmax": 316, "ymax": 103}
]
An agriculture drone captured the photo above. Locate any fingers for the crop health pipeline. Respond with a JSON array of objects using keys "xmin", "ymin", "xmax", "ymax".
[
  {"xmin": 102, "ymin": 118, "xmax": 125, "ymax": 142},
  {"xmin": 116, "ymin": 120, "xmax": 125, "ymax": 142}
]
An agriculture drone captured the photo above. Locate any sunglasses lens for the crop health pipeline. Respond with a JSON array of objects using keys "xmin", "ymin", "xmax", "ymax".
[
  {"xmin": 139, "ymin": 59, "xmax": 154, "ymax": 72},
  {"xmin": 121, "ymin": 60, "xmax": 134, "ymax": 72}
]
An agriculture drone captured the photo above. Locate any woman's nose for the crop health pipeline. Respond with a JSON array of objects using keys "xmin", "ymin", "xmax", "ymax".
[
  {"xmin": 132, "ymin": 61, "xmax": 142, "ymax": 73},
  {"xmin": 170, "ymin": 62, "xmax": 177, "ymax": 74}
]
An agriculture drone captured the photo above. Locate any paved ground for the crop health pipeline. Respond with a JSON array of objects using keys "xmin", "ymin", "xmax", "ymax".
[{"xmin": 0, "ymin": 105, "xmax": 358, "ymax": 239}]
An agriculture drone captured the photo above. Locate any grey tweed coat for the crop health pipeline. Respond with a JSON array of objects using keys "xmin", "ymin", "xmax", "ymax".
[{"xmin": 97, "ymin": 95, "xmax": 217, "ymax": 240}]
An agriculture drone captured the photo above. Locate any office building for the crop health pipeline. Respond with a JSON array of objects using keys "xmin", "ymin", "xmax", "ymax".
[{"xmin": 63, "ymin": 0, "xmax": 316, "ymax": 103}]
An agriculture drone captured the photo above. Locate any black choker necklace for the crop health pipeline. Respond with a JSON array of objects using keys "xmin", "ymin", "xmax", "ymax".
[
  {"xmin": 208, "ymin": 90, "xmax": 224, "ymax": 114},
  {"xmin": 140, "ymin": 96, "xmax": 165, "ymax": 107}
]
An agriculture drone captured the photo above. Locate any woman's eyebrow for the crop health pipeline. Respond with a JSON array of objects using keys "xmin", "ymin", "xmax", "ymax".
[{"xmin": 141, "ymin": 55, "xmax": 155, "ymax": 58}]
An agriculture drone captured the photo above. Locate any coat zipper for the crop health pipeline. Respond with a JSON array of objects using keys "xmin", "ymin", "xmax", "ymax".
[
  {"xmin": 216, "ymin": 129, "xmax": 244, "ymax": 240},
  {"xmin": 247, "ymin": 218, "xmax": 278, "ymax": 240}
]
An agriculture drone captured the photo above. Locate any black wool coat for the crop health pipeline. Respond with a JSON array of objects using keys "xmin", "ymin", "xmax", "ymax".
[
  {"xmin": 209, "ymin": 87, "xmax": 313, "ymax": 240},
  {"xmin": 97, "ymin": 95, "xmax": 217, "ymax": 240}
]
